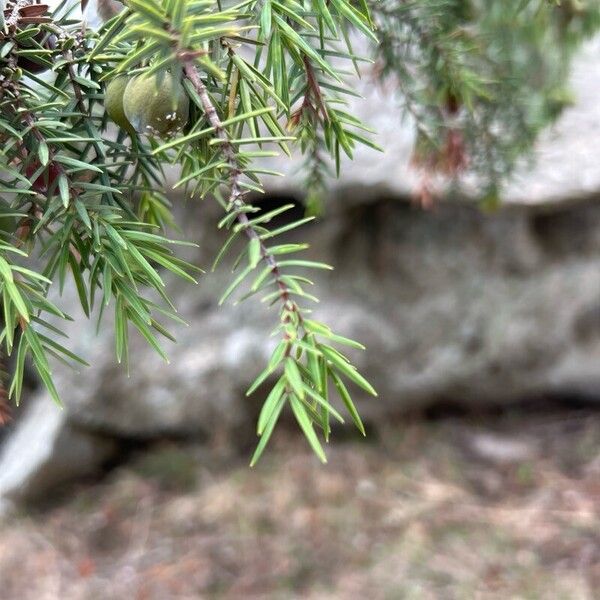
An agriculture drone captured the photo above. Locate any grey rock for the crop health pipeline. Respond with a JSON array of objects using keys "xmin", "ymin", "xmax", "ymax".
[
  {"xmin": 466, "ymin": 432, "xmax": 537, "ymax": 465},
  {"xmin": 30, "ymin": 199, "xmax": 600, "ymax": 441},
  {"xmin": 0, "ymin": 396, "xmax": 116, "ymax": 512},
  {"xmin": 506, "ymin": 36, "xmax": 600, "ymax": 205},
  {"xmin": 2, "ymin": 195, "xmax": 600, "ymax": 506}
]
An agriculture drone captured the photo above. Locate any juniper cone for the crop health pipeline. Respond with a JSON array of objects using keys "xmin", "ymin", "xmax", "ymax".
[
  {"xmin": 123, "ymin": 71, "xmax": 189, "ymax": 137},
  {"xmin": 104, "ymin": 76, "xmax": 135, "ymax": 134}
]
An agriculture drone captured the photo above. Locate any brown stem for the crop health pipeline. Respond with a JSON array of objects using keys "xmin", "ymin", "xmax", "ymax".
[
  {"xmin": 182, "ymin": 61, "xmax": 298, "ymax": 324},
  {"xmin": 65, "ymin": 55, "xmax": 85, "ymax": 108},
  {"xmin": 3, "ymin": 84, "xmax": 78, "ymax": 238},
  {"xmin": 0, "ymin": 349, "xmax": 10, "ymax": 426},
  {"xmin": 21, "ymin": 109, "xmax": 77, "ymax": 199},
  {"xmin": 303, "ymin": 58, "xmax": 328, "ymax": 122}
]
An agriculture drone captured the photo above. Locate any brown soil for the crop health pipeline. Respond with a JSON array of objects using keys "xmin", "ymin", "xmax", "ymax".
[{"xmin": 0, "ymin": 411, "xmax": 598, "ymax": 599}]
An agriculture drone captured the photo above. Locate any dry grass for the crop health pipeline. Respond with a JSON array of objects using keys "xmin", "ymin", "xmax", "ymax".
[{"xmin": 0, "ymin": 410, "xmax": 599, "ymax": 599}]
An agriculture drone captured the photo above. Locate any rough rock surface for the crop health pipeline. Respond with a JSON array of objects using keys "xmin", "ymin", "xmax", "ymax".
[
  {"xmin": 51, "ymin": 199, "xmax": 600, "ymax": 439},
  {"xmin": 0, "ymin": 396, "xmax": 116, "ymax": 513},
  {"xmin": 2, "ymin": 195, "xmax": 600, "ymax": 506}
]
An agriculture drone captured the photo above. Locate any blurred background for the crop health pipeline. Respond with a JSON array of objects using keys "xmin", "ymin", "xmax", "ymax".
[{"xmin": 0, "ymin": 2, "xmax": 599, "ymax": 599}]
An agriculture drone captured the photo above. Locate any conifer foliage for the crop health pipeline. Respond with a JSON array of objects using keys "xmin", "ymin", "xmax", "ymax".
[
  {"xmin": 373, "ymin": 0, "xmax": 599, "ymax": 205},
  {"xmin": 0, "ymin": 0, "xmax": 597, "ymax": 461}
]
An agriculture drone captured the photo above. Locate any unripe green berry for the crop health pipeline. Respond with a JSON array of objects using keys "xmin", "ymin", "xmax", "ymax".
[
  {"xmin": 123, "ymin": 71, "xmax": 189, "ymax": 137},
  {"xmin": 104, "ymin": 76, "xmax": 135, "ymax": 134}
]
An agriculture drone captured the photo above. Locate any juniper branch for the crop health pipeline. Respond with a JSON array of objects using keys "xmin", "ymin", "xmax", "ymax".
[
  {"xmin": 7, "ymin": 82, "xmax": 76, "ymax": 205},
  {"xmin": 182, "ymin": 60, "xmax": 300, "ymax": 351}
]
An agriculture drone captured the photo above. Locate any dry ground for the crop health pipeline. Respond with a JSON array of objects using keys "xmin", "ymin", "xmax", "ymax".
[{"xmin": 0, "ymin": 409, "xmax": 599, "ymax": 599}]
